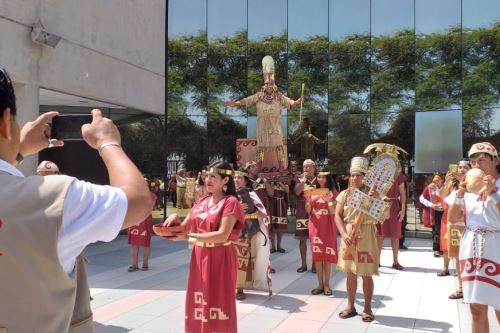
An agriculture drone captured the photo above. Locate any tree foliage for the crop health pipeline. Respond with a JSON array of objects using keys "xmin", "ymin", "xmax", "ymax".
[{"xmin": 151, "ymin": 22, "xmax": 500, "ymax": 173}]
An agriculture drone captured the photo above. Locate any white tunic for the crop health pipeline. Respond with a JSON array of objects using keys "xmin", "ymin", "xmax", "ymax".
[{"xmin": 453, "ymin": 178, "xmax": 500, "ymax": 310}]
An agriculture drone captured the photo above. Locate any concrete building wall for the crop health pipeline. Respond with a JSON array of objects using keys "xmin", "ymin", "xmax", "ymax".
[
  {"xmin": 0, "ymin": 0, "xmax": 165, "ymax": 173},
  {"xmin": 0, "ymin": 0, "xmax": 165, "ymax": 112}
]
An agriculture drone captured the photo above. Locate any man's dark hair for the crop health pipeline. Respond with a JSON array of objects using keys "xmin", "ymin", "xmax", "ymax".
[{"xmin": 0, "ymin": 67, "xmax": 16, "ymax": 115}]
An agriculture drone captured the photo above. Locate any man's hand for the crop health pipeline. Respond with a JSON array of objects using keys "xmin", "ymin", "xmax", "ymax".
[
  {"xmin": 225, "ymin": 101, "xmax": 236, "ymax": 107},
  {"xmin": 483, "ymin": 175, "xmax": 497, "ymax": 195},
  {"xmin": 19, "ymin": 111, "xmax": 64, "ymax": 157},
  {"xmin": 81, "ymin": 109, "xmax": 121, "ymax": 149}
]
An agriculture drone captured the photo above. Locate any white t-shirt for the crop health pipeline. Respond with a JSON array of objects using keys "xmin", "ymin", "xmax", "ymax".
[{"xmin": 2, "ymin": 160, "xmax": 127, "ymax": 276}]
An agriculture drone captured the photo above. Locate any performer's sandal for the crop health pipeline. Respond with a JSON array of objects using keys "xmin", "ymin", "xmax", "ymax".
[
  {"xmin": 141, "ymin": 266, "xmax": 149, "ymax": 271},
  {"xmin": 127, "ymin": 266, "xmax": 139, "ymax": 272},
  {"xmin": 391, "ymin": 263, "xmax": 404, "ymax": 270},
  {"xmin": 236, "ymin": 290, "xmax": 246, "ymax": 300},
  {"xmin": 437, "ymin": 270, "xmax": 450, "ymax": 276},
  {"xmin": 361, "ymin": 312, "xmax": 374, "ymax": 322},
  {"xmin": 311, "ymin": 288, "xmax": 324, "ymax": 295},
  {"xmin": 338, "ymin": 308, "xmax": 357, "ymax": 319},
  {"xmin": 297, "ymin": 266, "xmax": 307, "ymax": 273},
  {"xmin": 277, "ymin": 247, "xmax": 286, "ymax": 253},
  {"xmin": 324, "ymin": 288, "xmax": 333, "ymax": 296},
  {"xmin": 448, "ymin": 290, "xmax": 463, "ymax": 299}
]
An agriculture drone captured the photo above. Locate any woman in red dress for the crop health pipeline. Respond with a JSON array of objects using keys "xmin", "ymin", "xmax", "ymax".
[
  {"xmin": 305, "ymin": 169, "xmax": 338, "ymax": 296},
  {"xmin": 128, "ymin": 189, "xmax": 156, "ymax": 271},
  {"xmin": 166, "ymin": 161, "xmax": 245, "ymax": 333}
]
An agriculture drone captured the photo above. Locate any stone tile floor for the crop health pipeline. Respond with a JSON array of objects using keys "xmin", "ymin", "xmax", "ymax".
[{"xmin": 86, "ymin": 235, "xmax": 499, "ymax": 333}]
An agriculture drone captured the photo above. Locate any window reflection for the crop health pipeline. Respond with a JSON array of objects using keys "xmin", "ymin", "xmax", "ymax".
[
  {"xmin": 329, "ymin": 0, "xmax": 370, "ymax": 115},
  {"xmin": 288, "ymin": 114, "xmax": 328, "ymax": 164},
  {"xmin": 330, "ymin": 0, "xmax": 369, "ymax": 41},
  {"xmin": 415, "ymin": 0, "xmax": 461, "ymax": 110},
  {"xmin": 164, "ymin": 0, "xmax": 497, "ymax": 177},
  {"xmin": 207, "ymin": 115, "xmax": 246, "ymax": 163},
  {"xmin": 168, "ymin": 56, "xmax": 207, "ymax": 117},
  {"xmin": 328, "ymin": 114, "xmax": 370, "ymax": 174},
  {"xmin": 288, "ymin": 0, "xmax": 328, "ymax": 53},
  {"xmin": 168, "ymin": 0, "xmax": 207, "ymax": 55},
  {"xmin": 371, "ymin": 111, "xmax": 414, "ymax": 155},
  {"xmin": 208, "ymin": 0, "xmax": 247, "ymax": 55},
  {"xmin": 166, "ymin": 115, "xmax": 207, "ymax": 170},
  {"xmin": 462, "ymin": 0, "xmax": 500, "ymax": 144},
  {"xmin": 371, "ymin": 0, "xmax": 415, "ymax": 125}
]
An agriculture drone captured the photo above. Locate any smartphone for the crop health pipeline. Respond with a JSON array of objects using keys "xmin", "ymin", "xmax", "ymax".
[
  {"xmin": 51, "ymin": 114, "xmax": 92, "ymax": 141},
  {"xmin": 448, "ymin": 164, "xmax": 458, "ymax": 173}
]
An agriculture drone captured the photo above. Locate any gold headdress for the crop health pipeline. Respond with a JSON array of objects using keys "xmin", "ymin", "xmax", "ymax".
[
  {"xmin": 350, "ymin": 157, "xmax": 369, "ymax": 174},
  {"xmin": 363, "ymin": 143, "xmax": 408, "ymax": 157},
  {"xmin": 234, "ymin": 170, "xmax": 249, "ymax": 178},
  {"xmin": 209, "ymin": 167, "xmax": 234, "ymax": 177},
  {"xmin": 262, "ymin": 56, "xmax": 275, "ymax": 83}
]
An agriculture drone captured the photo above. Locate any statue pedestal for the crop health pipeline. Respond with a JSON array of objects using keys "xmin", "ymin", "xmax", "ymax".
[{"xmin": 236, "ymin": 138, "xmax": 288, "ymax": 173}]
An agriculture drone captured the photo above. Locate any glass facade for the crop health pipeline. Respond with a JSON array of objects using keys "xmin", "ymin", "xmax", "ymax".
[{"xmin": 167, "ymin": 0, "xmax": 499, "ymax": 174}]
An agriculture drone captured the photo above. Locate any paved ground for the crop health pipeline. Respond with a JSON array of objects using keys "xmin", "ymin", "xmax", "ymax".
[{"xmin": 86, "ymin": 234, "xmax": 499, "ymax": 333}]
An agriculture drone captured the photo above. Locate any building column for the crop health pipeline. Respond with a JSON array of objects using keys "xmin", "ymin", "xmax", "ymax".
[{"xmin": 13, "ymin": 82, "xmax": 40, "ymax": 176}]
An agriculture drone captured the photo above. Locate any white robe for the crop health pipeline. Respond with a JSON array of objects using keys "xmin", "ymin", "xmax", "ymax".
[{"xmin": 453, "ymin": 178, "xmax": 500, "ymax": 310}]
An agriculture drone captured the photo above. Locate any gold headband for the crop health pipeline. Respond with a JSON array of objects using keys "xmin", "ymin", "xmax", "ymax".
[
  {"xmin": 234, "ymin": 171, "xmax": 249, "ymax": 177},
  {"xmin": 318, "ymin": 171, "xmax": 330, "ymax": 176},
  {"xmin": 209, "ymin": 167, "xmax": 234, "ymax": 176}
]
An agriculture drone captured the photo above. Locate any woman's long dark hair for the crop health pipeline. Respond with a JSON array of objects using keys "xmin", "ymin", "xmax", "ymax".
[
  {"xmin": 317, "ymin": 168, "xmax": 335, "ymax": 192},
  {"xmin": 208, "ymin": 160, "xmax": 237, "ymax": 198}
]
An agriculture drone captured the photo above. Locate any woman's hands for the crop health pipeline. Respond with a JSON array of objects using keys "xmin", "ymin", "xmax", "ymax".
[{"xmin": 160, "ymin": 213, "xmax": 189, "ymax": 241}]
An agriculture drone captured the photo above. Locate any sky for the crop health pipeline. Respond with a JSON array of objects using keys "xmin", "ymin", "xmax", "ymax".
[{"xmin": 168, "ymin": 0, "xmax": 499, "ymax": 40}]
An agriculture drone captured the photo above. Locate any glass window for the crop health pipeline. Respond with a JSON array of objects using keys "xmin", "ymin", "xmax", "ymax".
[
  {"xmin": 371, "ymin": 0, "xmax": 415, "ymax": 118},
  {"xmin": 248, "ymin": 0, "xmax": 288, "ymax": 104},
  {"xmin": 208, "ymin": 0, "xmax": 247, "ymax": 55},
  {"xmin": 168, "ymin": 56, "xmax": 207, "ymax": 117},
  {"xmin": 329, "ymin": 0, "xmax": 370, "ymax": 114},
  {"xmin": 168, "ymin": 0, "xmax": 207, "ymax": 56},
  {"xmin": 328, "ymin": 114, "xmax": 370, "ymax": 174},
  {"xmin": 207, "ymin": 115, "xmax": 247, "ymax": 164},
  {"xmin": 415, "ymin": 0, "xmax": 461, "ymax": 111},
  {"xmin": 462, "ymin": 0, "xmax": 500, "ymax": 120},
  {"xmin": 288, "ymin": 113, "xmax": 328, "ymax": 164},
  {"xmin": 288, "ymin": 0, "xmax": 328, "ymax": 53},
  {"xmin": 371, "ymin": 111, "xmax": 414, "ymax": 155}
]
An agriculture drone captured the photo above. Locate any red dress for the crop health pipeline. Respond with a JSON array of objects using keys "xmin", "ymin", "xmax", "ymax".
[
  {"xmin": 185, "ymin": 195, "xmax": 245, "ymax": 333},
  {"xmin": 128, "ymin": 192, "xmax": 156, "ymax": 247},
  {"xmin": 377, "ymin": 173, "xmax": 405, "ymax": 238},
  {"xmin": 308, "ymin": 190, "xmax": 339, "ymax": 263}
]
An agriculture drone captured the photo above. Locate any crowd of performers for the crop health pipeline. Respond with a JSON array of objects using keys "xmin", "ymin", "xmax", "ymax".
[{"xmin": 156, "ymin": 140, "xmax": 500, "ymax": 333}]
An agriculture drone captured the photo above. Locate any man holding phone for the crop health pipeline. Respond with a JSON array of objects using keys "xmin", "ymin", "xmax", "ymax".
[{"xmin": 0, "ymin": 66, "xmax": 152, "ymax": 333}]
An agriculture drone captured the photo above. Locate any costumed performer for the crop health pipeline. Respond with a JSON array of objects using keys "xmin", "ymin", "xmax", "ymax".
[
  {"xmin": 165, "ymin": 161, "xmax": 245, "ymax": 333},
  {"xmin": 233, "ymin": 169, "xmax": 272, "ymax": 300},
  {"xmin": 448, "ymin": 142, "xmax": 500, "ymax": 333},
  {"xmin": 226, "ymin": 56, "xmax": 304, "ymax": 172},
  {"xmin": 306, "ymin": 168, "xmax": 338, "ymax": 296}
]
